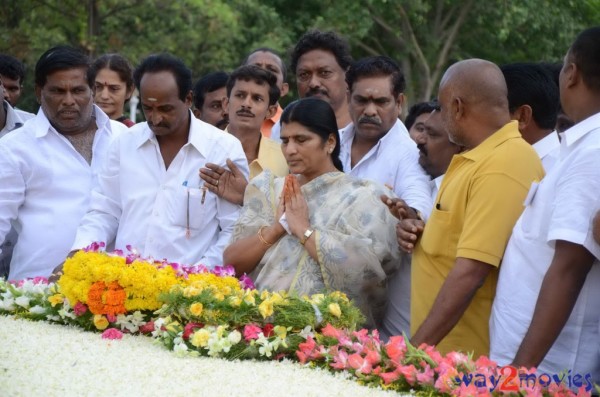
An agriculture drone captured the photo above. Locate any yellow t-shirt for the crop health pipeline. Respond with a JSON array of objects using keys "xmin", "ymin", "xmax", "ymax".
[
  {"xmin": 249, "ymin": 136, "xmax": 288, "ymax": 179},
  {"xmin": 411, "ymin": 121, "xmax": 545, "ymax": 358}
]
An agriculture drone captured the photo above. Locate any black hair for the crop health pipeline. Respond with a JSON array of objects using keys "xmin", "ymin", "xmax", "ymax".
[
  {"xmin": 90, "ymin": 54, "xmax": 134, "ymax": 93},
  {"xmin": 569, "ymin": 26, "xmax": 600, "ymax": 92},
  {"xmin": 133, "ymin": 53, "xmax": 192, "ymax": 101},
  {"xmin": 404, "ymin": 101, "xmax": 439, "ymax": 131},
  {"xmin": 0, "ymin": 54, "xmax": 26, "ymax": 84},
  {"xmin": 346, "ymin": 55, "xmax": 405, "ymax": 97},
  {"xmin": 290, "ymin": 30, "xmax": 353, "ymax": 74},
  {"xmin": 35, "ymin": 45, "xmax": 91, "ymax": 87},
  {"xmin": 243, "ymin": 47, "xmax": 287, "ymax": 82},
  {"xmin": 226, "ymin": 65, "xmax": 280, "ymax": 106},
  {"xmin": 193, "ymin": 71, "xmax": 229, "ymax": 109},
  {"xmin": 501, "ymin": 62, "xmax": 559, "ymax": 130},
  {"xmin": 280, "ymin": 97, "xmax": 343, "ymax": 172}
]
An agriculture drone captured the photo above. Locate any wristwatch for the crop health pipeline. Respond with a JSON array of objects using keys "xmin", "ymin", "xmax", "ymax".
[{"xmin": 300, "ymin": 228, "xmax": 314, "ymax": 245}]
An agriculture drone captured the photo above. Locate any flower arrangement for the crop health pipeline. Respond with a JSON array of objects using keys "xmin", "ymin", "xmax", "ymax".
[
  {"xmin": 154, "ymin": 289, "xmax": 363, "ymax": 360},
  {"xmin": 0, "ymin": 244, "xmax": 594, "ymax": 397}
]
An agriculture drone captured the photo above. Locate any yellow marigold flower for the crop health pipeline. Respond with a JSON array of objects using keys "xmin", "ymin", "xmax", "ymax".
[
  {"xmin": 48, "ymin": 294, "xmax": 64, "ymax": 307},
  {"xmin": 189, "ymin": 302, "xmax": 203, "ymax": 317},
  {"xmin": 258, "ymin": 299, "xmax": 274, "ymax": 318},
  {"xmin": 328, "ymin": 303, "xmax": 342, "ymax": 318},
  {"xmin": 274, "ymin": 325, "xmax": 287, "ymax": 339},
  {"xmin": 191, "ymin": 329, "xmax": 210, "ymax": 348},
  {"xmin": 93, "ymin": 314, "xmax": 109, "ymax": 330}
]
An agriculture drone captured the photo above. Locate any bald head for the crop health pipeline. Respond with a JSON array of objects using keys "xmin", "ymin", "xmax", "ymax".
[
  {"xmin": 438, "ymin": 59, "xmax": 512, "ymax": 148},
  {"xmin": 440, "ymin": 59, "xmax": 508, "ymax": 110}
]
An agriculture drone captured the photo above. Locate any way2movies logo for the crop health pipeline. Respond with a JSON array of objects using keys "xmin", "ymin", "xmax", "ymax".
[{"xmin": 454, "ymin": 365, "xmax": 594, "ymax": 392}]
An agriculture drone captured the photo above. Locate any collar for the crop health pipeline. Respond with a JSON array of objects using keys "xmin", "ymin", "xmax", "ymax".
[
  {"xmin": 34, "ymin": 104, "xmax": 108, "ymax": 139},
  {"xmin": 559, "ymin": 111, "xmax": 600, "ymax": 147},
  {"xmin": 135, "ymin": 110, "xmax": 212, "ymax": 158},
  {"xmin": 3, "ymin": 100, "xmax": 23, "ymax": 132},
  {"xmin": 532, "ymin": 131, "xmax": 560, "ymax": 159},
  {"xmin": 460, "ymin": 121, "xmax": 521, "ymax": 162},
  {"xmin": 342, "ymin": 118, "xmax": 409, "ymax": 154},
  {"xmin": 433, "ymin": 174, "xmax": 444, "ymax": 191}
]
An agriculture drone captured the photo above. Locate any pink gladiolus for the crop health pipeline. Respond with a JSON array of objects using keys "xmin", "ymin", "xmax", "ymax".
[
  {"xmin": 385, "ymin": 336, "xmax": 407, "ymax": 364},
  {"xmin": 321, "ymin": 323, "xmax": 344, "ymax": 339},
  {"xmin": 398, "ymin": 364, "xmax": 418, "ymax": 385},
  {"xmin": 73, "ymin": 302, "xmax": 88, "ymax": 316},
  {"xmin": 296, "ymin": 337, "xmax": 322, "ymax": 364},
  {"xmin": 379, "ymin": 370, "xmax": 401, "ymax": 385},
  {"xmin": 330, "ymin": 349, "xmax": 349, "ymax": 370},
  {"xmin": 31, "ymin": 276, "xmax": 49, "ymax": 285},
  {"xmin": 364, "ymin": 348, "xmax": 381, "ymax": 367},
  {"xmin": 416, "ymin": 364, "xmax": 435, "ymax": 385},
  {"xmin": 243, "ymin": 324, "xmax": 262, "ymax": 341},
  {"xmin": 347, "ymin": 353, "xmax": 373, "ymax": 374},
  {"xmin": 101, "ymin": 328, "xmax": 123, "ymax": 340}
]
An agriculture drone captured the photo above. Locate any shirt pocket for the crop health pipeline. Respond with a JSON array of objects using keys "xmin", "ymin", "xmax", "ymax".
[
  {"xmin": 519, "ymin": 180, "xmax": 552, "ymax": 240},
  {"xmin": 420, "ymin": 208, "xmax": 455, "ymax": 259},
  {"xmin": 168, "ymin": 186, "xmax": 211, "ymax": 230}
]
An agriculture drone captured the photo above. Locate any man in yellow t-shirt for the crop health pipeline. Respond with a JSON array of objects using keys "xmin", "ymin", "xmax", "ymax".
[{"xmin": 396, "ymin": 59, "xmax": 544, "ymax": 358}]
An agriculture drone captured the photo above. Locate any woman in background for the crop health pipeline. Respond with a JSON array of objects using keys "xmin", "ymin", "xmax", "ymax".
[{"xmin": 91, "ymin": 54, "xmax": 135, "ymax": 127}]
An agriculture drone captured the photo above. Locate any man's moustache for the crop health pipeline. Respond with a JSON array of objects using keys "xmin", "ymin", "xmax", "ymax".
[
  {"xmin": 358, "ymin": 117, "xmax": 381, "ymax": 125},
  {"xmin": 306, "ymin": 88, "xmax": 328, "ymax": 97}
]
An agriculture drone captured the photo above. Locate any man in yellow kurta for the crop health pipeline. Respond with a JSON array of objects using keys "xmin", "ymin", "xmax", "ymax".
[{"xmin": 396, "ymin": 59, "xmax": 544, "ymax": 358}]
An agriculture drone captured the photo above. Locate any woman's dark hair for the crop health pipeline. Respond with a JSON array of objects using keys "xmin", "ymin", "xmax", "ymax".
[
  {"xmin": 280, "ymin": 97, "xmax": 343, "ymax": 172},
  {"xmin": 90, "ymin": 54, "xmax": 134, "ymax": 99}
]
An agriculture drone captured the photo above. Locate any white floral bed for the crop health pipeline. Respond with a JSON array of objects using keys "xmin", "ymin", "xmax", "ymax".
[{"xmin": 0, "ymin": 316, "xmax": 410, "ymax": 397}]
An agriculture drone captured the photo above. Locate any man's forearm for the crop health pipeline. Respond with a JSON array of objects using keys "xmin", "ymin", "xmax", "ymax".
[{"xmin": 411, "ymin": 257, "xmax": 492, "ymax": 346}]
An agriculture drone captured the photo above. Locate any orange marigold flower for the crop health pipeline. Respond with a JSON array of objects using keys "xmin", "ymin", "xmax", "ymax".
[{"xmin": 87, "ymin": 281, "xmax": 127, "ymax": 315}]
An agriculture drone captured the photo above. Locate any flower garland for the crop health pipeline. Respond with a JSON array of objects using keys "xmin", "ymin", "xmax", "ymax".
[{"xmin": 0, "ymin": 244, "xmax": 594, "ymax": 397}]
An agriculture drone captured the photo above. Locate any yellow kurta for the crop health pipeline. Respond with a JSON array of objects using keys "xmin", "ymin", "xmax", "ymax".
[{"xmin": 411, "ymin": 121, "xmax": 545, "ymax": 357}]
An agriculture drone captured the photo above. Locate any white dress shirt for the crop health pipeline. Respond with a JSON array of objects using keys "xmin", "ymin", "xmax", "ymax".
[
  {"xmin": 532, "ymin": 131, "xmax": 560, "ymax": 173},
  {"xmin": 270, "ymin": 119, "xmax": 349, "ymax": 144},
  {"xmin": 0, "ymin": 105, "xmax": 126, "ymax": 280},
  {"xmin": 340, "ymin": 119, "xmax": 433, "ymax": 216},
  {"xmin": 14, "ymin": 108, "xmax": 36, "ymax": 123},
  {"xmin": 490, "ymin": 112, "xmax": 600, "ymax": 382},
  {"xmin": 0, "ymin": 100, "xmax": 25, "ymax": 139},
  {"xmin": 72, "ymin": 113, "xmax": 249, "ymax": 267}
]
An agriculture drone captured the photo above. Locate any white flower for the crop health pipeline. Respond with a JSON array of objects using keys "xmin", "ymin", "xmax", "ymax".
[
  {"xmin": 173, "ymin": 341, "xmax": 189, "ymax": 357},
  {"xmin": 299, "ymin": 326, "xmax": 314, "ymax": 339},
  {"xmin": 15, "ymin": 296, "xmax": 31, "ymax": 308},
  {"xmin": 228, "ymin": 330, "xmax": 242, "ymax": 345},
  {"xmin": 0, "ymin": 297, "xmax": 15, "ymax": 311},
  {"xmin": 29, "ymin": 305, "xmax": 46, "ymax": 314}
]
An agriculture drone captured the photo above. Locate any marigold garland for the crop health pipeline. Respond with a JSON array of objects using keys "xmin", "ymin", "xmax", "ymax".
[{"xmin": 87, "ymin": 281, "xmax": 127, "ymax": 315}]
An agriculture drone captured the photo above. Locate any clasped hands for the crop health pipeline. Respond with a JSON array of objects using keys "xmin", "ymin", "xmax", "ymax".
[{"xmin": 381, "ymin": 195, "xmax": 425, "ymax": 254}]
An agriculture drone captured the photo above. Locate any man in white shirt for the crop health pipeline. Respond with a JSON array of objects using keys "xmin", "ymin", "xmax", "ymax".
[
  {"xmin": 339, "ymin": 56, "xmax": 431, "ymax": 340},
  {"xmin": 341, "ymin": 56, "xmax": 432, "ymax": 218},
  {"xmin": 501, "ymin": 62, "xmax": 560, "ymax": 172},
  {"xmin": 0, "ymin": 46, "xmax": 126, "ymax": 281},
  {"xmin": 70, "ymin": 53, "xmax": 248, "ymax": 267},
  {"xmin": 0, "ymin": 78, "xmax": 26, "ymax": 278},
  {"xmin": 0, "ymin": 54, "xmax": 36, "ymax": 121},
  {"xmin": 490, "ymin": 26, "xmax": 600, "ymax": 387},
  {"xmin": 271, "ymin": 30, "xmax": 353, "ymax": 142}
]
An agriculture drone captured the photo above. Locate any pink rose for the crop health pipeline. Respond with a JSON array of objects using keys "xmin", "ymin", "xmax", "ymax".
[
  {"xmin": 101, "ymin": 328, "xmax": 123, "ymax": 340},
  {"xmin": 183, "ymin": 322, "xmax": 204, "ymax": 340},
  {"xmin": 73, "ymin": 302, "xmax": 88, "ymax": 316},
  {"xmin": 243, "ymin": 324, "xmax": 262, "ymax": 341},
  {"xmin": 106, "ymin": 314, "xmax": 117, "ymax": 323}
]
